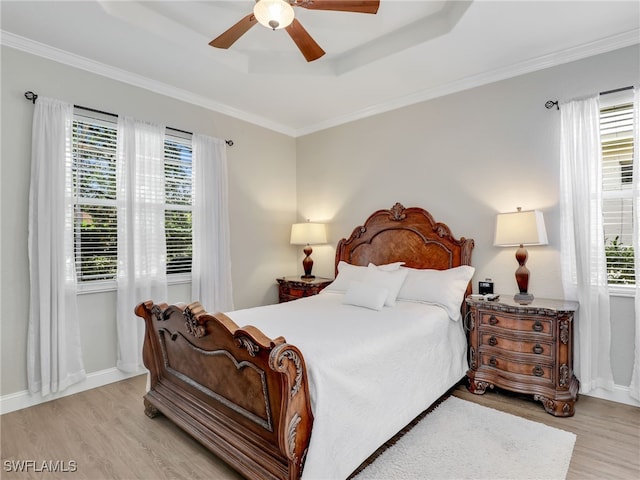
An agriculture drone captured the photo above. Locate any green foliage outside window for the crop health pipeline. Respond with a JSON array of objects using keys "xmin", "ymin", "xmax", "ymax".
[{"xmin": 605, "ymin": 236, "xmax": 635, "ymax": 285}]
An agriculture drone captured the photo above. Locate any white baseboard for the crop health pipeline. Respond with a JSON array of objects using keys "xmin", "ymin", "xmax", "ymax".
[
  {"xmin": 0, "ymin": 367, "xmax": 147, "ymax": 415},
  {"xmin": 2, "ymin": 369, "xmax": 638, "ymax": 415},
  {"xmin": 582, "ymin": 384, "xmax": 640, "ymax": 408}
]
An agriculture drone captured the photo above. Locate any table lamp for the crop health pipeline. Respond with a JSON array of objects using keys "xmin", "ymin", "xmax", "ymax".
[
  {"xmin": 290, "ymin": 221, "xmax": 327, "ymax": 279},
  {"xmin": 494, "ymin": 207, "xmax": 548, "ymax": 303}
]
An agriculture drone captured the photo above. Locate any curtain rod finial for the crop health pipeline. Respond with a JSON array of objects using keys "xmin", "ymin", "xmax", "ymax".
[
  {"xmin": 24, "ymin": 91, "xmax": 38, "ymax": 104},
  {"xmin": 545, "ymin": 100, "xmax": 559, "ymax": 111}
]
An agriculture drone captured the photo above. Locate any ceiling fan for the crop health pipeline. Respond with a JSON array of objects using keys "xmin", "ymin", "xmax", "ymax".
[{"xmin": 209, "ymin": 0, "xmax": 380, "ymax": 62}]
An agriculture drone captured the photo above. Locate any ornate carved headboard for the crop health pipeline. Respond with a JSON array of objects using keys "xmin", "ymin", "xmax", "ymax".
[{"xmin": 335, "ymin": 203, "xmax": 474, "ymax": 295}]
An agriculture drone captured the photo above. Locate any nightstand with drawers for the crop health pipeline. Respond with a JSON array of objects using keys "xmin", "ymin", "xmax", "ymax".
[
  {"xmin": 465, "ymin": 296, "xmax": 579, "ymax": 417},
  {"xmin": 276, "ymin": 276, "xmax": 333, "ymax": 303}
]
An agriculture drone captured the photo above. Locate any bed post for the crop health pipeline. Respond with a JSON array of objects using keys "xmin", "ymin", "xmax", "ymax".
[{"xmin": 269, "ymin": 343, "xmax": 314, "ymax": 479}]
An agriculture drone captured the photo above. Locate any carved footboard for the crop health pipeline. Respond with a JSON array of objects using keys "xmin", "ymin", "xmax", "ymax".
[{"xmin": 135, "ymin": 301, "xmax": 313, "ymax": 480}]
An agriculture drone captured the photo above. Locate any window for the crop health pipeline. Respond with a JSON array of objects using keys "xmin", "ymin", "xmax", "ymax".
[
  {"xmin": 72, "ymin": 113, "xmax": 193, "ymax": 284},
  {"xmin": 601, "ymin": 100, "xmax": 635, "ymax": 285},
  {"xmin": 73, "ymin": 116, "xmax": 118, "ymax": 282},
  {"xmin": 164, "ymin": 135, "xmax": 193, "ymax": 275}
]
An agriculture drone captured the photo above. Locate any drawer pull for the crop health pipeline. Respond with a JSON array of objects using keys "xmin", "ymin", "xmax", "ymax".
[
  {"xmin": 533, "ymin": 365, "xmax": 544, "ymax": 377},
  {"xmin": 488, "ymin": 336, "xmax": 497, "ymax": 346},
  {"xmin": 533, "ymin": 344, "xmax": 543, "ymax": 354},
  {"xmin": 489, "ymin": 357, "xmax": 497, "ymax": 367},
  {"xmin": 489, "ymin": 315, "xmax": 498, "ymax": 326},
  {"xmin": 533, "ymin": 320, "xmax": 543, "ymax": 332}
]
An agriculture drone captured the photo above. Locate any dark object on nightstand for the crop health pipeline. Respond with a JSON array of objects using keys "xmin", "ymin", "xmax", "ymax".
[
  {"xmin": 466, "ymin": 295, "xmax": 579, "ymax": 417},
  {"xmin": 277, "ymin": 276, "xmax": 332, "ymax": 303},
  {"xmin": 478, "ymin": 278, "xmax": 494, "ymax": 295}
]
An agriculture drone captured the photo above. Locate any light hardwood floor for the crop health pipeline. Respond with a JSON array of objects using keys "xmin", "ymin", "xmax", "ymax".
[
  {"xmin": 2, "ymin": 375, "xmax": 638, "ymax": 479},
  {"xmin": 452, "ymin": 386, "xmax": 640, "ymax": 480}
]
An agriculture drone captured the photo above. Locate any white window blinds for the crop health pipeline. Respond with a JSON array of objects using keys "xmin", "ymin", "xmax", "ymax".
[
  {"xmin": 71, "ymin": 113, "xmax": 193, "ymax": 282},
  {"xmin": 601, "ymin": 102, "xmax": 635, "ymax": 285},
  {"xmin": 72, "ymin": 116, "xmax": 118, "ymax": 281},
  {"xmin": 164, "ymin": 135, "xmax": 193, "ymax": 275}
]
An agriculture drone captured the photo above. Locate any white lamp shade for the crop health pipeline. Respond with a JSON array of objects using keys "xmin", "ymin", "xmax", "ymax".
[
  {"xmin": 253, "ymin": 0, "xmax": 295, "ymax": 30},
  {"xmin": 290, "ymin": 222, "xmax": 327, "ymax": 245},
  {"xmin": 494, "ymin": 209, "xmax": 548, "ymax": 247}
]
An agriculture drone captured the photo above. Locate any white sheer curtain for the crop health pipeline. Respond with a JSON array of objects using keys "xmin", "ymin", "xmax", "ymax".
[
  {"xmin": 116, "ymin": 117, "xmax": 168, "ymax": 373},
  {"xmin": 630, "ymin": 86, "xmax": 640, "ymax": 401},
  {"xmin": 191, "ymin": 133, "xmax": 234, "ymax": 312},
  {"xmin": 559, "ymin": 94, "xmax": 615, "ymax": 394},
  {"xmin": 27, "ymin": 97, "xmax": 86, "ymax": 395}
]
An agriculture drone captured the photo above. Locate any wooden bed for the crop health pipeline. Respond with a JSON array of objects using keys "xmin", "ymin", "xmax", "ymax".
[{"xmin": 135, "ymin": 202, "xmax": 474, "ymax": 480}]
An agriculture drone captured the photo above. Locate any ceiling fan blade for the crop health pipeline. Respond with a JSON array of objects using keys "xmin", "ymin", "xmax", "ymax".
[
  {"xmin": 209, "ymin": 14, "xmax": 257, "ymax": 49},
  {"xmin": 285, "ymin": 18, "xmax": 326, "ymax": 62},
  {"xmin": 295, "ymin": 0, "xmax": 380, "ymax": 14}
]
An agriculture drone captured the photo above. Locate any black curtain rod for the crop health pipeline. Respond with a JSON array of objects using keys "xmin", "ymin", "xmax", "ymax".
[
  {"xmin": 545, "ymin": 85, "xmax": 634, "ymax": 111},
  {"xmin": 600, "ymin": 85, "xmax": 634, "ymax": 96},
  {"xmin": 23, "ymin": 91, "xmax": 234, "ymax": 146}
]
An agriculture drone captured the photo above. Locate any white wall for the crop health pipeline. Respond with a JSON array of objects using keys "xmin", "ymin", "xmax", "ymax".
[
  {"xmin": 296, "ymin": 45, "xmax": 639, "ymax": 391},
  {"xmin": 0, "ymin": 46, "xmax": 298, "ymax": 397}
]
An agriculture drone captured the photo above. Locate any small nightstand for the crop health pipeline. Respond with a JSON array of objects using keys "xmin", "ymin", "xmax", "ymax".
[
  {"xmin": 276, "ymin": 276, "xmax": 333, "ymax": 303},
  {"xmin": 466, "ymin": 295, "xmax": 579, "ymax": 417}
]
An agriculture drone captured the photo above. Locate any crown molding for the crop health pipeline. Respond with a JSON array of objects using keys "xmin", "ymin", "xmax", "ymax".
[
  {"xmin": 2, "ymin": 28, "xmax": 638, "ymax": 138},
  {"xmin": 294, "ymin": 29, "xmax": 640, "ymax": 137},
  {"xmin": 0, "ymin": 30, "xmax": 297, "ymax": 137}
]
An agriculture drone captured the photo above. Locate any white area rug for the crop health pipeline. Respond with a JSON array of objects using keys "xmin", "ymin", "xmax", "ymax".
[{"xmin": 354, "ymin": 396, "xmax": 576, "ymax": 480}]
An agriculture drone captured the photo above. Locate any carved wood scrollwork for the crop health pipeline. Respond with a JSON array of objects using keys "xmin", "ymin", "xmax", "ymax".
[
  {"xmin": 287, "ymin": 413, "xmax": 302, "ymax": 466},
  {"xmin": 389, "ymin": 202, "xmax": 406, "ymax": 221},
  {"xmin": 184, "ymin": 306, "xmax": 206, "ymax": 338},
  {"xmin": 433, "ymin": 223, "xmax": 450, "ymax": 238},
  {"xmin": 559, "ymin": 364, "xmax": 569, "ymax": 387},
  {"xmin": 300, "ymin": 448, "xmax": 309, "ymax": 475},
  {"xmin": 271, "ymin": 345, "xmax": 303, "ymax": 398},
  {"xmin": 472, "ymin": 380, "xmax": 491, "ymax": 394},
  {"xmin": 282, "ymin": 350, "xmax": 303, "ymax": 398},
  {"xmin": 559, "ymin": 319, "xmax": 569, "ymax": 344},
  {"xmin": 469, "ymin": 345, "xmax": 476, "ymax": 370},
  {"xmin": 236, "ymin": 336, "xmax": 260, "ymax": 357},
  {"xmin": 535, "ymin": 394, "xmax": 573, "ymax": 416},
  {"xmin": 534, "ymin": 394, "xmax": 555, "ymax": 413},
  {"xmin": 354, "ymin": 226, "xmax": 367, "ymax": 238},
  {"xmin": 151, "ymin": 305, "xmax": 166, "ymax": 322}
]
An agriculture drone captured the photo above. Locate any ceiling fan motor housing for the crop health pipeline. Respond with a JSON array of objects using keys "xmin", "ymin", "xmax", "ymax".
[
  {"xmin": 254, "ymin": 0, "xmax": 295, "ymax": 31},
  {"xmin": 210, "ymin": 0, "xmax": 380, "ymax": 62}
]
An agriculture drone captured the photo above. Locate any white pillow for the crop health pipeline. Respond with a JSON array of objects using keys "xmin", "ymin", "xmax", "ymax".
[
  {"xmin": 324, "ymin": 261, "xmax": 367, "ymax": 292},
  {"xmin": 397, "ymin": 265, "xmax": 475, "ymax": 320},
  {"xmin": 363, "ymin": 263, "xmax": 409, "ymax": 307},
  {"xmin": 367, "ymin": 261, "xmax": 405, "ymax": 271},
  {"xmin": 325, "ymin": 261, "xmax": 406, "ymax": 292},
  {"xmin": 343, "ymin": 281, "xmax": 389, "ymax": 311}
]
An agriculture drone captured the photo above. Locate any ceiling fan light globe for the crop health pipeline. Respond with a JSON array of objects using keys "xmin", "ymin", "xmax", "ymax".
[{"xmin": 254, "ymin": 0, "xmax": 294, "ymax": 30}]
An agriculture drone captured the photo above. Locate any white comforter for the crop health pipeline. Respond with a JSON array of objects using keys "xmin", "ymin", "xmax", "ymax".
[{"xmin": 226, "ymin": 291, "xmax": 468, "ymax": 480}]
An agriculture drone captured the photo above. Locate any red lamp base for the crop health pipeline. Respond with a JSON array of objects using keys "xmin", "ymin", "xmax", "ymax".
[
  {"xmin": 301, "ymin": 245, "xmax": 315, "ymax": 279},
  {"xmin": 514, "ymin": 244, "xmax": 533, "ymax": 304}
]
